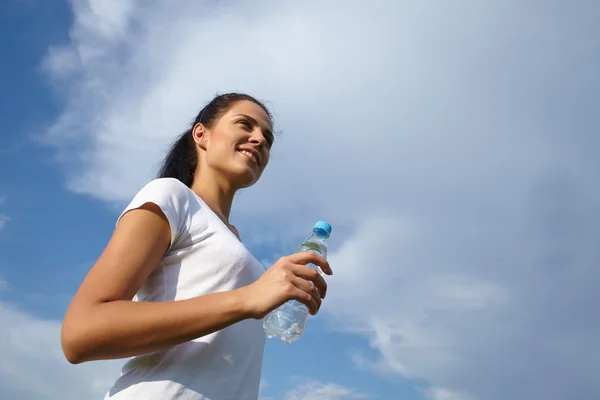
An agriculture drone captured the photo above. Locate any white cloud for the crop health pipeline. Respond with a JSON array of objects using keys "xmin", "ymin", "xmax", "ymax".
[
  {"xmin": 422, "ymin": 387, "xmax": 474, "ymax": 400},
  {"xmin": 284, "ymin": 378, "xmax": 370, "ymax": 400},
  {"xmin": 41, "ymin": 1, "xmax": 600, "ymax": 399},
  {"xmin": 0, "ymin": 301, "xmax": 121, "ymax": 399}
]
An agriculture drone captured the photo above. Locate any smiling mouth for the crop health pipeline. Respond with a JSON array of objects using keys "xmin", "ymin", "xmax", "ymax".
[{"xmin": 238, "ymin": 150, "xmax": 259, "ymax": 166}]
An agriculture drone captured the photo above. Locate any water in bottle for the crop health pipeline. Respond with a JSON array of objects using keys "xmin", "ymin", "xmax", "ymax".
[{"xmin": 263, "ymin": 221, "xmax": 332, "ymax": 344}]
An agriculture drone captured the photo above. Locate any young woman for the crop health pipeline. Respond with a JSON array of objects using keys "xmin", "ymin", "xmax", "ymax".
[{"xmin": 61, "ymin": 93, "xmax": 332, "ymax": 399}]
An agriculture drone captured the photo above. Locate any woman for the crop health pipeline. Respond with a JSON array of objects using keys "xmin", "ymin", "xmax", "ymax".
[{"xmin": 61, "ymin": 93, "xmax": 332, "ymax": 399}]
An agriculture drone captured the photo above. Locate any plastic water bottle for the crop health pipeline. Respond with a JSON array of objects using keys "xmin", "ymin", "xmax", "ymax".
[{"xmin": 263, "ymin": 221, "xmax": 332, "ymax": 344}]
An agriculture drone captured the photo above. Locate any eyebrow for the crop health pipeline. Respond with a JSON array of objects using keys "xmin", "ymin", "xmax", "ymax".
[{"xmin": 234, "ymin": 113, "xmax": 274, "ymax": 141}]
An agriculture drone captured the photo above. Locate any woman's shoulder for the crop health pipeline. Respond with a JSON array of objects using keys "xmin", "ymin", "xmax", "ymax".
[
  {"xmin": 134, "ymin": 178, "xmax": 194, "ymax": 200},
  {"xmin": 142, "ymin": 177, "xmax": 190, "ymax": 191},
  {"xmin": 121, "ymin": 178, "xmax": 199, "ymax": 243},
  {"xmin": 126, "ymin": 178, "xmax": 197, "ymax": 214}
]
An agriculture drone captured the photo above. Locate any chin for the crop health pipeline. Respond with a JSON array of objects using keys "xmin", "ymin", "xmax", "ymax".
[{"xmin": 231, "ymin": 170, "xmax": 260, "ymax": 189}]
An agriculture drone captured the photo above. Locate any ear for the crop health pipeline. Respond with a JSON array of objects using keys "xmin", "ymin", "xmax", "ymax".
[{"xmin": 191, "ymin": 123, "xmax": 209, "ymax": 150}]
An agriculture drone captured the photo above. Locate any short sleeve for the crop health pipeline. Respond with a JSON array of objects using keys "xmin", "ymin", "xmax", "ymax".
[{"xmin": 116, "ymin": 178, "xmax": 191, "ymax": 249}]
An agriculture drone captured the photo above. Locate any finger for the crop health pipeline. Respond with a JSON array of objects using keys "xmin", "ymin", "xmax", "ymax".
[
  {"xmin": 286, "ymin": 251, "xmax": 332, "ymax": 275},
  {"xmin": 291, "ymin": 264, "xmax": 328, "ymax": 299},
  {"xmin": 291, "ymin": 276, "xmax": 322, "ymax": 308},
  {"xmin": 289, "ymin": 283, "xmax": 319, "ymax": 315}
]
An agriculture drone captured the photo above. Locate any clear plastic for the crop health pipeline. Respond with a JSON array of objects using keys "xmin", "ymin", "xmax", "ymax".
[{"xmin": 262, "ymin": 226, "xmax": 330, "ymax": 344}]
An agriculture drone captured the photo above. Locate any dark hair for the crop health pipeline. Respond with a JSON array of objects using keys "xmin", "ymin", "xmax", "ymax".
[{"xmin": 157, "ymin": 93, "xmax": 272, "ymax": 187}]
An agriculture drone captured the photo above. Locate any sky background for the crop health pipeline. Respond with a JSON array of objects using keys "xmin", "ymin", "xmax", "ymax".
[{"xmin": 1, "ymin": 0, "xmax": 599, "ymax": 399}]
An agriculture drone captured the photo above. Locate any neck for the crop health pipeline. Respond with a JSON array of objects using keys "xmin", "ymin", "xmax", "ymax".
[{"xmin": 190, "ymin": 170, "xmax": 236, "ymax": 223}]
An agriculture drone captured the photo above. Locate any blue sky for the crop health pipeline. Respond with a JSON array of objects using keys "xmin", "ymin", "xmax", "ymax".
[
  {"xmin": 0, "ymin": 2, "xmax": 103, "ymax": 312},
  {"xmin": 1, "ymin": 1, "xmax": 599, "ymax": 399}
]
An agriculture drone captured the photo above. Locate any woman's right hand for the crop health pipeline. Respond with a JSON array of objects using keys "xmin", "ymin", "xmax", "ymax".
[{"xmin": 241, "ymin": 251, "xmax": 333, "ymax": 319}]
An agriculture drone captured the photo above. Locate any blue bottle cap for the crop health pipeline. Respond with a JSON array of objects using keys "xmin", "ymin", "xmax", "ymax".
[{"xmin": 313, "ymin": 221, "xmax": 332, "ymax": 238}]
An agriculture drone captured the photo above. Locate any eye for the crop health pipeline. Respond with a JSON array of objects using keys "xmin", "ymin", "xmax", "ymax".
[{"xmin": 238, "ymin": 119, "xmax": 252, "ymax": 130}]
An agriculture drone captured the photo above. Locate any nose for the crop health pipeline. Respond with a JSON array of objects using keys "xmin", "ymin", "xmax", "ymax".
[{"xmin": 249, "ymin": 130, "xmax": 267, "ymax": 147}]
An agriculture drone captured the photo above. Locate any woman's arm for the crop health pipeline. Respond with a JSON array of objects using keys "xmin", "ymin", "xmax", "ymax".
[
  {"xmin": 61, "ymin": 203, "xmax": 331, "ymax": 364},
  {"xmin": 61, "ymin": 203, "xmax": 248, "ymax": 363}
]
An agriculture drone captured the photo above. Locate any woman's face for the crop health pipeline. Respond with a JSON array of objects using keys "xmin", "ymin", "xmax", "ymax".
[{"xmin": 194, "ymin": 100, "xmax": 274, "ymax": 189}]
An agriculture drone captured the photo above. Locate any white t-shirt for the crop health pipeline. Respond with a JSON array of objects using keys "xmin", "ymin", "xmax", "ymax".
[{"xmin": 104, "ymin": 178, "xmax": 266, "ymax": 400}]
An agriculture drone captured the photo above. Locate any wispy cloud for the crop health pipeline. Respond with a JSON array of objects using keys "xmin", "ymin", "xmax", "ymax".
[
  {"xmin": 0, "ymin": 300, "xmax": 121, "ymax": 399},
  {"xmin": 41, "ymin": 1, "xmax": 600, "ymax": 399},
  {"xmin": 421, "ymin": 387, "xmax": 475, "ymax": 400},
  {"xmin": 284, "ymin": 378, "xmax": 370, "ymax": 400}
]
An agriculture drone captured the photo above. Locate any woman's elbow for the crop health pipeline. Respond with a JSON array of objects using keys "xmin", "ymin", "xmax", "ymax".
[
  {"xmin": 61, "ymin": 316, "xmax": 92, "ymax": 364},
  {"xmin": 61, "ymin": 326, "xmax": 82, "ymax": 364}
]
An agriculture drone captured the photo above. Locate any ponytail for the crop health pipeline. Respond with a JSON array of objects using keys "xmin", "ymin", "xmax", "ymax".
[{"xmin": 157, "ymin": 127, "xmax": 197, "ymax": 187}]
